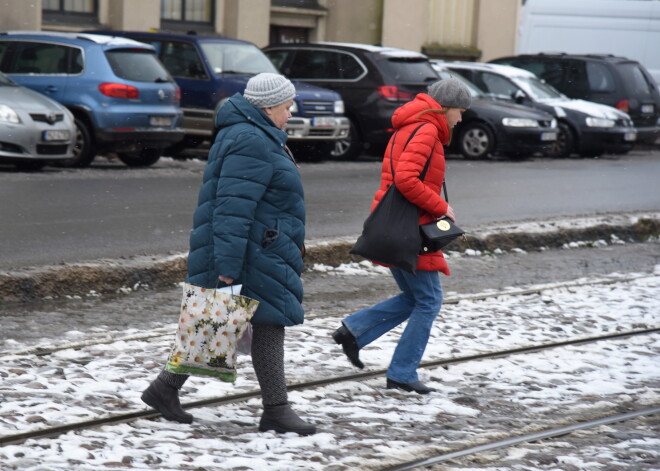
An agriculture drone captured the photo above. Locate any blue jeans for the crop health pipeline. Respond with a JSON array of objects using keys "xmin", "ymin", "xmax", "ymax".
[{"xmin": 342, "ymin": 268, "xmax": 443, "ymax": 384}]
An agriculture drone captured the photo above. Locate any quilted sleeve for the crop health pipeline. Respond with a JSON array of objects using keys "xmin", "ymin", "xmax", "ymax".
[
  {"xmin": 212, "ymin": 132, "xmax": 274, "ymax": 279},
  {"xmin": 394, "ymin": 125, "xmax": 449, "ymax": 218}
]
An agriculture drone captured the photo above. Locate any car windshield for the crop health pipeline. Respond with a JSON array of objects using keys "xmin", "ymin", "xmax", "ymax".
[
  {"xmin": 513, "ymin": 76, "xmax": 564, "ymax": 101},
  {"xmin": 200, "ymin": 41, "xmax": 278, "ymax": 75},
  {"xmin": 105, "ymin": 49, "xmax": 173, "ymax": 82}
]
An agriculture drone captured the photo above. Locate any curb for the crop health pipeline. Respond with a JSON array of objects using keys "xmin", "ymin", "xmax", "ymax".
[{"xmin": 1, "ymin": 215, "xmax": 658, "ymax": 303}]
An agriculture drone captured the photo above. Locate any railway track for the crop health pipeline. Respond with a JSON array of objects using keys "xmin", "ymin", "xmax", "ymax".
[
  {"xmin": 1, "ymin": 326, "xmax": 657, "ymax": 447},
  {"xmin": 2, "ymin": 272, "xmax": 652, "ymax": 358}
]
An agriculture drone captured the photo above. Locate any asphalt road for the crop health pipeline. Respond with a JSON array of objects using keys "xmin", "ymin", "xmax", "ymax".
[{"xmin": 0, "ymin": 149, "xmax": 659, "ymax": 271}]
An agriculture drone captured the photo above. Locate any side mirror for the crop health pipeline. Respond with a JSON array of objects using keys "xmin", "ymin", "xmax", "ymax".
[{"xmin": 512, "ymin": 89, "xmax": 526, "ymax": 104}]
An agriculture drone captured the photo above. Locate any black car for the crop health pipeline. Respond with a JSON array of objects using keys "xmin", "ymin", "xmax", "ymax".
[
  {"xmin": 444, "ymin": 62, "xmax": 637, "ymax": 157},
  {"xmin": 489, "ymin": 53, "xmax": 660, "ymax": 145},
  {"xmin": 431, "ymin": 61, "xmax": 558, "ymax": 159},
  {"xmin": 264, "ymin": 42, "xmax": 439, "ymax": 160}
]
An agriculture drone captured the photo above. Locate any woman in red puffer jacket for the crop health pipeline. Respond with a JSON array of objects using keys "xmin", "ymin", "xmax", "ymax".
[{"xmin": 332, "ymin": 78, "xmax": 472, "ymax": 395}]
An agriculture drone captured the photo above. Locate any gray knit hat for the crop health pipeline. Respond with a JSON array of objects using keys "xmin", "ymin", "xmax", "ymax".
[
  {"xmin": 243, "ymin": 73, "xmax": 296, "ymax": 108},
  {"xmin": 427, "ymin": 78, "xmax": 472, "ymax": 109}
]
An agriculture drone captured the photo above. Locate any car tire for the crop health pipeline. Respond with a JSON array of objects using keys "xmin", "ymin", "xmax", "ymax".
[
  {"xmin": 117, "ymin": 149, "xmax": 162, "ymax": 167},
  {"xmin": 457, "ymin": 122, "xmax": 494, "ymax": 160},
  {"xmin": 57, "ymin": 117, "xmax": 95, "ymax": 168},
  {"xmin": 330, "ymin": 118, "xmax": 362, "ymax": 160},
  {"xmin": 546, "ymin": 122, "xmax": 575, "ymax": 158}
]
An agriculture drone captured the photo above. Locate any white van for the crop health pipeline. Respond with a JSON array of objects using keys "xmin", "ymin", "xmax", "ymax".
[{"xmin": 517, "ymin": 0, "xmax": 660, "ymax": 84}]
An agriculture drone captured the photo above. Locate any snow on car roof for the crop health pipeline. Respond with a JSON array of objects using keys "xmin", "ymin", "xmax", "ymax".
[
  {"xmin": 446, "ymin": 60, "xmax": 538, "ymax": 78},
  {"xmin": 3, "ymin": 30, "xmax": 154, "ymax": 50},
  {"xmin": 312, "ymin": 41, "xmax": 428, "ymax": 59}
]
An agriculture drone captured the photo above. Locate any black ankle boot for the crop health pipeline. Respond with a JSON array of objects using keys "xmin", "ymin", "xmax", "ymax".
[
  {"xmin": 332, "ymin": 325, "xmax": 364, "ymax": 369},
  {"xmin": 259, "ymin": 403, "xmax": 316, "ymax": 435},
  {"xmin": 386, "ymin": 378, "xmax": 436, "ymax": 395},
  {"xmin": 141, "ymin": 377, "xmax": 193, "ymax": 424}
]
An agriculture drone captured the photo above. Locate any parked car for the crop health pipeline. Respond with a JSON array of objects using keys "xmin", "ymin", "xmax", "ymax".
[
  {"xmin": 264, "ymin": 42, "xmax": 440, "ymax": 160},
  {"xmin": 0, "ymin": 70, "xmax": 76, "ymax": 170},
  {"xmin": 430, "ymin": 61, "xmax": 558, "ymax": 159},
  {"xmin": 488, "ymin": 53, "xmax": 660, "ymax": 145},
  {"xmin": 443, "ymin": 62, "xmax": 637, "ymax": 157},
  {"xmin": 88, "ymin": 30, "xmax": 349, "ymax": 160},
  {"xmin": 0, "ymin": 31, "xmax": 184, "ymax": 167}
]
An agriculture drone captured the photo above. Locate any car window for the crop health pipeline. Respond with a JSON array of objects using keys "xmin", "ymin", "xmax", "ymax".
[
  {"xmin": 515, "ymin": 76, "xmax": 564, "ymax": 100},
  {"xmin": 160, "ymin": 41, "xmax": 207, "ymax": 79},
  {"xmin": 378, "ymin": 58, "xmax": 437, "ymax": 83},
  {"xmin": 0, "ymin": 42, "xmax": 8, "ymax": 67},
  {"xmin": 617, "ymin": 62, "xmax": 654, "ymax": 95},
  {"xmin": 13, "ymin": 42, "xmax": 70, "ymax": 74},
  {"xmin": 105, "ymin": 50, "xmax": 172, "ymax": 82},
  {"xmin": 265, "ymin": 50, "xmax": 289, "ymax": 71},
  {"xmin": 476, "ymin": 71, "xmax": 518, "ymax": 97},
  {"xmin": 584, "ymin": 62, "xmax": 616, "ymax": 93},
  {"xmin": 200, "ymin": 41, "xmax": 277, "ymax": 75},
  {"xmin": 289, "ymin": 50, "xmax": 341, "ymax": 79}
]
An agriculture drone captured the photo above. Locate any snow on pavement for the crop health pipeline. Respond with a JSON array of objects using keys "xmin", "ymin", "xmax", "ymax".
[{"xmin": 0, "ymin": 266, "xmax": 658, "ymax": 470}]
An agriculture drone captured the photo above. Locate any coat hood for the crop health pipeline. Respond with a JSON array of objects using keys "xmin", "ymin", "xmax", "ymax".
[
  {"xmin": 391, "ymin": 93, "xmax": 451, "ymax": 145},
  {"xmin": 216, "ymin": 92, "xmax": 289, "ymax": 147}
]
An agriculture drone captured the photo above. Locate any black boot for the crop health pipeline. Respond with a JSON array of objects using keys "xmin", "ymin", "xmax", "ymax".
[
  {"xmin": 332, "ymin": 325, "xmax": 364, "ymax": 369},
  {"xmin": 386, "ymin": 378, "xmax": 436, "ymax": 395},
  {"xmin": 141, "ymin": 377, "xmax": 193, "ymax": 424},
  {"xmin": 259, "ymin": 403, "xmax": 316, "ymax": 435}
]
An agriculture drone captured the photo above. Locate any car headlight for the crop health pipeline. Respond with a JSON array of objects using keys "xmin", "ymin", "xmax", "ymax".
[
  {"xmin": 550, "ymin": 119, "xmax": 557, "ymax": 128},
  {"xmin": 0, "ymin": 104, "xmax": 21, "ymax": 124},
  {"xmin": 289, "ymin": 101, "xmax": 299, "ymax": 113},
  {"xmin": 585, "ymin": 117, "xmax": 615, "ymax": 127},
  {"xmin": 334, "ymin": 100, "xmax": 345, "ymax": 114},
  {"xmin": 502, "ymin": 117, "xmax": 538, "ymax": 127}
]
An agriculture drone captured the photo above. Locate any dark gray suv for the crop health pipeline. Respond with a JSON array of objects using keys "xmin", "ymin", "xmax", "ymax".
[
  {"xmin": 490, "ymin": 53, "xmax": 660, "ymax": 146},
  {"xmin": 264, "ymin": 42, "xmax": 439, "ymax": 160}
]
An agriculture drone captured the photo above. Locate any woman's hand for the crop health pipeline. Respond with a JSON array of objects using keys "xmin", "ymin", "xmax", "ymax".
[
  {"xmin": 218, "ymin": 275, "xmax": 234, "ymax": 285},
  {"xmin": 444, "ymin": 205, "xmax": 456, "ymax": 222}
]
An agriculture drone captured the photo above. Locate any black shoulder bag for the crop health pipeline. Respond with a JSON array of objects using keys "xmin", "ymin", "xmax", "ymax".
[
  {"xmin": 349, "ymin": 123, "xmax": 428, "ymax": 274},
  {"xmin": 419, "ymin": 181, "xmax": 465, "ymax": 253}
]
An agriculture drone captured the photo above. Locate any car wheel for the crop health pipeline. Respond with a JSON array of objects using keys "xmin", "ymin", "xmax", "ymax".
[
  {"xmin": 330, "ymin": 118, "xmax": 362, "ymax": 160},
  {"xmin": 57, "ymin": 117, "xmax": 96, "ymax": 168},
  {"xmin": 117, "ymin": 149, "xmax": 162, "ymax": 167},
  {"xmin": 458, "ymin": 122, "xmax": 494, "ymax": 159},
  {"xmin": 546, "ymin": 122, "xmax": 575, "ymax": 158}
]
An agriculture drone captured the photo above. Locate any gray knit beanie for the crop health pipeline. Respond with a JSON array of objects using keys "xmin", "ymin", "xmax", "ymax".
[
  {"xmin": 243, "ymin": 73, "xmax": 296, "ymax": 108},
  {"xmin": 427, "ymin": 78, "xmax": 472, "ymax": 109}
]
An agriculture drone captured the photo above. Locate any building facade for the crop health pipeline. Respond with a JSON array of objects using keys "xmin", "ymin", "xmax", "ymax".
[{"xmin": 0, "ymin": 0, "xmax": 520, "ymax": 62}]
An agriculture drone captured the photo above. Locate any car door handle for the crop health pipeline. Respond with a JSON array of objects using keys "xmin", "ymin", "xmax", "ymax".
[{"xmin": 45, "ymin": 85, "xmax": 59, "ymax": 92}]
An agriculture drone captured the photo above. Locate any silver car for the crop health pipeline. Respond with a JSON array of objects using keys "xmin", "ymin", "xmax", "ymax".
[{"xmin": 0, "ymin": 71, "xmax": 76, "ymax": 170}]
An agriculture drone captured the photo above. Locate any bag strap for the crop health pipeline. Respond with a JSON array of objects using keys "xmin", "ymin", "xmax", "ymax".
[
  {"xmin": 388, "ymin": 122, "xmax": 431, "ymax": 179},
  {"xmin": 389, "ymin": 122, "xmax": 451, "ymax": 203}
]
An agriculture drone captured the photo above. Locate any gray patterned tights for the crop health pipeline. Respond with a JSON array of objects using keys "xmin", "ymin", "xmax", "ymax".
[{"xmin": 157, "ymin": 323, "xmax": 288, "ymax": 406}]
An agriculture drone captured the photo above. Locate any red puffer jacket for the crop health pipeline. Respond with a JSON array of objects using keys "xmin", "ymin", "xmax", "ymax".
[{"xmin": 370, "ymin": 93, "xmax": 452, "ymax": 275}]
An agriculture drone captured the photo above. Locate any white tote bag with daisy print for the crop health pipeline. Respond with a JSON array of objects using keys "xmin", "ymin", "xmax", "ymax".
[{"xmin": 165, "ymin": 282, "xmax": 260, "ymax": 382}]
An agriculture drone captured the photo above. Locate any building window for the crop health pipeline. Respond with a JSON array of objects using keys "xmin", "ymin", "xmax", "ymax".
[
  {"xmin": 162, "ymin": 0, "xmax": 213, "ymax": 23},
  {"xmin": 42, "ymin": 0, "xmax": 98, "ymax": 26},
  {"xmin": 43, "ymin": 0, "xmax": 97, "ymax": 15}
]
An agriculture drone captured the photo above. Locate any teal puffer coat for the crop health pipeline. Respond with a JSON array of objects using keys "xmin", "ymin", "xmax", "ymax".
[{"xmin": 186, "ymin": 93, "xmax": 305, "ymax": 326}]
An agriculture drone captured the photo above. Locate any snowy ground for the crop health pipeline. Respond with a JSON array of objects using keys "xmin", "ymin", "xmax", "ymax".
[{"xmin": 1, "ymin": 261, "xmax": 658, "ymax": 470}]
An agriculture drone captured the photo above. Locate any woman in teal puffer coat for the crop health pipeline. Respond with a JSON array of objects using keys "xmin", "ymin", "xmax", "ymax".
[{"xmin": 141, "ymin": 73, "xmax": 315, "ymax": 435}]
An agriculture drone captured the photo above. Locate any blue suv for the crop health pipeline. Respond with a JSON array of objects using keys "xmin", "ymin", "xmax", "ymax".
[
  {"xmin": 0, "ymin": 31, "xmax": 184, "ymax": 167},
  {"xmin": 88, "ymin": 31, "xmax": 349, "ymax": 159}
]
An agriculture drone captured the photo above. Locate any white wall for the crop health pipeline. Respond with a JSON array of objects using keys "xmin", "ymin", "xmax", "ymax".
[{"xmin": 518, "ymin": 0, "xmax": 660, "ymax": 84}]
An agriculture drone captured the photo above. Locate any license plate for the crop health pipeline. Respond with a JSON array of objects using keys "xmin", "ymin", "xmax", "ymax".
[
  {"xmin": 624, "ymin": 132, "xmax": 637, "ymax": 141},
  {"xmin": 42, "ymin": 130, "xmax": 71, "ymax": 141},
  {"xmin": 150, "ymin": 116, "xmax": 172, "ymax": 126},
  {"xmin": 641, "ymin": 104, "xmax": 654, "ymax": 114},
  {"xmin": 540, "ymin": 132, "xmax": 557, "ymax": 141},
  {"xmin": 312, "ymin": 117, "xmax": 335, "ymax": 127}
]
